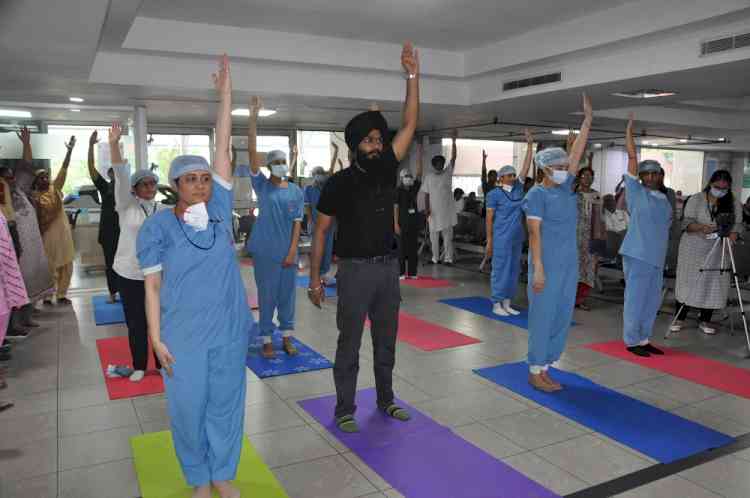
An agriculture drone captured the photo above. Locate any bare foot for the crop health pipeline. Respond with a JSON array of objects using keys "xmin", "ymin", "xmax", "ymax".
[
  {"xmin": 528, "ymin": 373, "xmax": 556, "ymax": 393},
  {"xmin": 282, "ymin": 337, "xmax": 298, "ymax": 356},
  {"xmin": 213, "ymin": 480, "xmax": 241, "ymax": 498},
  {"xmin": 261, "ymin": 342, "xmax": 275, "ymax": 359},
  {"xmin": 541, "ymin": 371, "xmax": 562, "ymax": 391},
  {"xmin": 192, "ymin": 485, "xmax": 211, "ymax": 498}
]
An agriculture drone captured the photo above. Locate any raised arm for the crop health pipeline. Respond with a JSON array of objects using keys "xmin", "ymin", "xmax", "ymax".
[
  {"xmin": 211, "ymin": 54, "xmax": 232, "ymax": 183},
  {"xmin": 54, "ymin": 136, "xmax": 76, "ymax": 191},
  {"xmin": 567, "ymin": 94, "xmax": 593, "ymax": 176},
  {"xmin": 449, "ymin": 131, "xmax": 457, "ymax": 171},
  {"xmin": 625, "ymin": 113, "xmax": 638, "ymax": 177},
  {"xmin": 87, "ymin": 131, "xmax": 101, "ymax": 183},
  {"xmin": 329, "ymin": 143, "xmax": 339, "ymax": 174},
  {"xmin": 248, "ymin": 96, "xmax": 261, "ymax": 175},
  {"xmin": 481, "ymin": 149, "xmax": 488, "ymax": 186},
  {"xmin": 415, "ymin": 141, "xmax": 424, "ymax": 179},
  {"xmin": 17, "ymin": 127, "xmax": 32, "ymax": 163},
  {"xmin": 109, "ymin": 123, "xmax": 135, "ymax": 211},
  {"xmin": 392, "ymin": 42, "xmax": 420, "ymax": 161},
  {"xmin": 290, "ymin": 144, "xmax": 298, "ymax": 181},
  {"xmin": 520, "ymin": 129, "xmax": 534, "ymax": 180}
]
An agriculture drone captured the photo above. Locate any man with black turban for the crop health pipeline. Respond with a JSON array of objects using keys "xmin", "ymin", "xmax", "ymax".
[{"xmin": 308, "ymin": 42, "xmax": 420, "ymax": 433}]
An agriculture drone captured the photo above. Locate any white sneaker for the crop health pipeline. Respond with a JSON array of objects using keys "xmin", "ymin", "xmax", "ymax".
[
  {"xmin": 129, "ymin": 370, "xmax": 145, "ymax": 382},
  {"xmin": 669, "ymin": 320, "xmax": 684, "ymax": 333},
  {"xmin": 699, "ymin": 322, "xmax": 717, "ymax": 335},
  {"xmin": 399, "ymin": 275, "xmax": 406, "ymax": 280},
  {"xmin": 503, "ymin": 299, "xmax": 520, "ymax": 316},
  {"xmin": 492, "ymin": 303, "xmax": 509, "ymax": 316}
]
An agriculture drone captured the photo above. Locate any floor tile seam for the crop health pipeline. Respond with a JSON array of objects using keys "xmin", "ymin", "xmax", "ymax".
[
  {"xmin": 57, "ymin": 456, "xmax": 134, "ymax": 476},
  {"xmin": 245, "ymin": 420, "xmax": 309, "ymax": 437},
  {"xmin": 474, "ymin": 416, "xmax": 594, "ymax": 452},
  {"xmin": 669, "ymin": 401, "xmax": 750, "ymax": 431},
  {"xmin": 56, "ymin": 314, "xmax": 62, "ymax": 494},
  {"xmin": 266, "ymin": 451, "xmax": 350, "ymax": 472},
  {"xmin": 678, "ymin": 474, "xmax": 732, "ymax": 497},
  {"xmin": 58, "ymin": 419, "xmax": 142, "ymax": 439}
]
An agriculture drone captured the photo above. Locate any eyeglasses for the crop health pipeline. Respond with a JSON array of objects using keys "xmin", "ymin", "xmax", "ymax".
[{"xmin": 361, "ymin": 137, "xmax": 384, "ymax": 145}]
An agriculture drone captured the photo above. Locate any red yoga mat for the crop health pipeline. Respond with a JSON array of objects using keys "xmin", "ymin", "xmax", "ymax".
[
  {"xmin": 247, "ymin": 293, "xmax": 258, "ymax": 310},
  {"xmin": 401, "ymin": 276, "xmax": 455, "ymax": 289},
  {"xmin": 96, "ymin": 337, "xmax": 164, "ymax": 400},
  {"xmin": 369, "ymin": 312, "xmax": 481, "ymax": 351},
  {"xmin": 585, "ymin": 340, "xmax": 750, "ymax": 400}
]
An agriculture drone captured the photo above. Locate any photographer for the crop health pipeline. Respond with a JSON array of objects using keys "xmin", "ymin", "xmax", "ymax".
[{"xmin": 672, "ymin": 170, "xmax": 744, "ymax": 335}]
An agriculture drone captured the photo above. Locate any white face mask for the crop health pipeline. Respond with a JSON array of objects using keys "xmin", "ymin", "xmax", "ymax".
[
  {"xmin": 270, "ymin": 164, "xmax": 289, "ymax": 178},
  {"xmin": 184, "ymin": 201, "xmax": 209, "ymax": 231},
  {"xmin": 710, "ymin": 187, "xmax": 728, "ymax": 199},
  {"xmin": 548, "ymin": 169, "xmax": 568, "ymax": 185},
  {"xmin": 502, "ymin": 184, "xmax": 513, "ymax": 192}
]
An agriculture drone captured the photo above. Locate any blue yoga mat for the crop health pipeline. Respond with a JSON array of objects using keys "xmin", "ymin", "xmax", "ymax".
[
  {"xmin": 474, "ymin": 362, "xmax": 734, "ymax": 463},
  {"xmin": 246, "ymin": 329, "xmax": 332, "ymax": 378},
  {"xmin": 439, "ymin": 296, "xmax": 576, "ymax": 330},
  {"xmin": 296, "ymin": 275, "xmax": 336, "ymax": 297},
  {"xmin": 92, "ymin": 295, "xmax": 125, "ymax": 325},
  {"xmin": 440, "ymin": 296, "xmax": 531, "ymax": 329}
]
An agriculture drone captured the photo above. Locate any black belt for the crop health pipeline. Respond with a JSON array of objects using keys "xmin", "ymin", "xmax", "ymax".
[{"xmin": 345, "ymin": 255, "xmax": 397, "ymax": 264}]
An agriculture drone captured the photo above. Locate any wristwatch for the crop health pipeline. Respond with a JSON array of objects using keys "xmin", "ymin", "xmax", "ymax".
[{"xmin": 405, "ymin": 73, "xmax": 417, "ymax": 80}]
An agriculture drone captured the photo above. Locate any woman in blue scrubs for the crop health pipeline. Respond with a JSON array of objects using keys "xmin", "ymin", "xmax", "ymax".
[
  {"xmin": 138, "ymin": 56, "xmax": 252, "ymax": 498},
  {"xmin": 620, "ymin": 115, "xmax": 672, "ymax": 357},
  {"xmin": 246, "ymin": 97, "xmax": 305, "ymax": 359},
  {"xmin": 305, "ymin": 143, "xmax": 342, "ymax": 285},
  {"xmin": 523, "ymin": 95, "xmax": 593, "ymax": 392},
  {"xmin": 485, "ymin": 129, "xmax": 534, "ymax": 316}
]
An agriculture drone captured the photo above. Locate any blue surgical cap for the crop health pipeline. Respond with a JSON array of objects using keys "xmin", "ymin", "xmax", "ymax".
[
  {"xmin": 130, "ymin": 169, "xmax": 159, "ymax": 188},
  {"xmin": 534, "ymin": 148, "xmax": 569, "ymax": 168},
  {"xmin": 638, "ymin": 159, "xmax": 661, "ymax": 174},
  {"xmin": 168, "ymin": 155, "xmax": 210, "ymax": 187},
  {"xmin": 265, "ymin": 150, "xmax": 287, "ymax": 166},
  {"xmin": 498, "ymin": 165, "xmax": 516, "ymax": 177}
]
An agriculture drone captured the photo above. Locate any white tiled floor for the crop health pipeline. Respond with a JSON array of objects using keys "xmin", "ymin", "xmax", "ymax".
[{"xmin": 1, "ymin": 261, "xmax": 749, "ymax": 497}]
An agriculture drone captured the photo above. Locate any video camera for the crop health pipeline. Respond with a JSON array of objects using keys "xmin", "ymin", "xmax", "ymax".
[{"xmin": 716, "ymin": 212, "xmax": 736, "ymax": 238}]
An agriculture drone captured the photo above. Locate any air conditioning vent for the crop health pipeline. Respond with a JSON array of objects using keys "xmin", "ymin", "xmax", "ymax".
[
  {"xmin": 503, "ymin": 72, "xmax": 561, "ymax": 92},
  {"xmin": 701, "ymin": 32, "xmax": 750, "ymax": 55}
]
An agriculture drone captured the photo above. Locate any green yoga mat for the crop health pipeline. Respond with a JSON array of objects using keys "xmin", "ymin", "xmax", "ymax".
[{"xmin": 131, "ymin": 431, "xmax": 289, "ymax": 498}]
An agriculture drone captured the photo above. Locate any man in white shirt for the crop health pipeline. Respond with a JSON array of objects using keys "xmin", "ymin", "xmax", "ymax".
[{"xmin": 422, "ymin": 134, "xmax": 458, "ymax": 265}]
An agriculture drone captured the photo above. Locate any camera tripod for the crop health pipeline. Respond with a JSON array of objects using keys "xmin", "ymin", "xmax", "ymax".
[{"xmin": 665, "ymin": 235, "xmax": 750, "ymax": 355}]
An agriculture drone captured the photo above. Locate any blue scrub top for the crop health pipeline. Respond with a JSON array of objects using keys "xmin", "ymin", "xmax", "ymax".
[
  {"xmin": 247, "ymin": 172, "xmax": 304, "ymax": 263},
  {"xmin": 486, "ymin": 181, "xmax": 525, "ymax": 245},
  {"xmin": 619, "ymin": 174, "xmax": 672, "ymax": 269},
  {"xmin": 522, "ymin": 174, "xmax": 578, "ymax": 265},
  {"xmin": 304, "ymin": 184, "xmax": 322, "ymax": 225},
  {"xmin": 136, "ymin": 175, "xmax": 253, "ymax": 354}
]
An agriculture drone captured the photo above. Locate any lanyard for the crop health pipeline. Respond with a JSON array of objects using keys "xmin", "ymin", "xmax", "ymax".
[
  {"xmin": 140, "ymin": 202, "xmax": 157, "ymax": 219},
  {"xmin": 173, "ymin": 211, "xmax": 220, "ymax": 251}
]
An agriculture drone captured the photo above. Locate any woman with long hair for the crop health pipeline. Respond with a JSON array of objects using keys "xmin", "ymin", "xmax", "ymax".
[{"xmin": 672, "ymin": 169, "xmax": 744, "ymax": 335}]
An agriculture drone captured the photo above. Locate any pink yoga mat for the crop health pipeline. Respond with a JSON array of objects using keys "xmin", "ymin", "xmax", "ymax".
[
  {"xmin": 585, "ymin": 341, "xmax": 750, "ymax": 400},
  {"xmin": 401, "ymin": 276, "xmax": 455, "ymax": 289},
  {"xmin": 96, "ymin": 337, "xmax": 164, "ymax": 400},
  {"xmin": 369, "ymin": 312, "xmax": 480, "ymax": 351}
]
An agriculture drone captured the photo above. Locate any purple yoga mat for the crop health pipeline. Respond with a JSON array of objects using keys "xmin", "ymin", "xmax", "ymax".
[{"xmin": 298, "ymin": 388, "xmax": 560, "ymax": 498}]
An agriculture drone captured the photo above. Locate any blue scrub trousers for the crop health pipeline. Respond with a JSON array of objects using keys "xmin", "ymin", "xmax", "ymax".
[
  {"xmin": 527, "ymin": 260, "xmax": 577, "ymax": 367},
  {"xmin": 253, "ymin": 255, "xmax": 297, "ymax": 337},
  {"xmin": 622, "ymin": 255, "xmax": 664, "ymax": 347},
  {"xmin": 491, "ymin": 239, "xmax": 522, "ymax": 303},
  {"xmin": 163, "ymin": 337, "xmax": 247, "ymax": 486}
]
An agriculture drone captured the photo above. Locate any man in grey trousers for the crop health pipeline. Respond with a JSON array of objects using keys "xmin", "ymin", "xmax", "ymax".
[{"xmin": 307, "ymin": 41, "xmax": 420, "ymax": 433}]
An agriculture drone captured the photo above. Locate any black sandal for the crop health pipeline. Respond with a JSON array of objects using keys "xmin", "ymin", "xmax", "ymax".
[{"xmin": 384, "ymin": 404, "xmax": 411, "ymax": 421}]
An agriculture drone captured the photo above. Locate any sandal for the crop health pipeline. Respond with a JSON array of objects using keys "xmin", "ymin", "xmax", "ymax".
[
  {"xmin": 336, "ymin": 414, "xmax": 359, "ymax": 433},
  {"xmin": 261, "ymin": 343, "xmax": 275, "ymax": 359},
  {"xmin": 0, "ymin": 401, "xmax": 13, "ymax": 412},
  {"xmin": 384, "ymin": 404, "xmax": 411, "ymax": 421}
]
